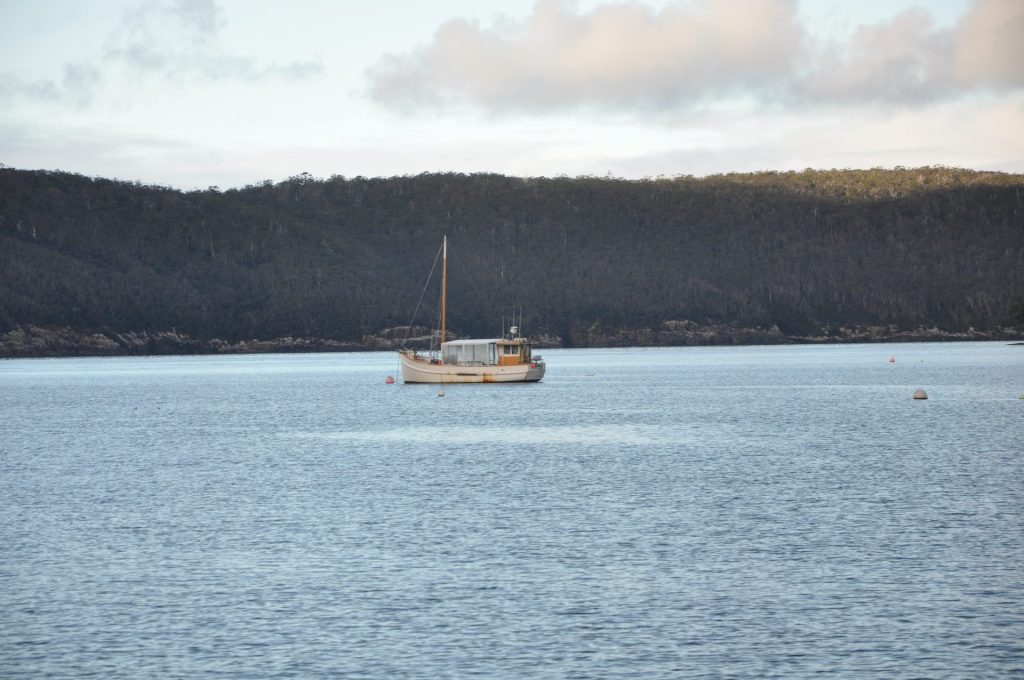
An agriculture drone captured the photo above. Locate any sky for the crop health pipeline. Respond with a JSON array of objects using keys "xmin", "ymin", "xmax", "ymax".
[{"xmin": 1, "ymin": 0, "xmax": 1022, "ymax": 189}]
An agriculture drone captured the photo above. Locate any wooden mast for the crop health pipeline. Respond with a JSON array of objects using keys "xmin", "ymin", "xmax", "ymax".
[{"xmin": 440, "ymin": 235, "xmax": 447, "ymax": 353}]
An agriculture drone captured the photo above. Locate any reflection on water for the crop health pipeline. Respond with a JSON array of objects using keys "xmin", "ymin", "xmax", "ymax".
[
  {"xmin": 291, "ymin": 423, "xmax": 664, "ymax": 446},
  {"xmin": 2, "ymin": 342, "xmax": 1022, "ymax": 678}
]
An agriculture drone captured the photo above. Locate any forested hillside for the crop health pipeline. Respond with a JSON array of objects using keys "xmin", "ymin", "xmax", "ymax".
[{"xmin": 2, "ymin": 166, "xmax": 1023, "ymax": 353}]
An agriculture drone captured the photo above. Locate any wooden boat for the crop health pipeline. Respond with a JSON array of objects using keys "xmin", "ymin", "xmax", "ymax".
[{"xmin": 399, "ymin": 237, "xmax": 545, "ymax": 384}]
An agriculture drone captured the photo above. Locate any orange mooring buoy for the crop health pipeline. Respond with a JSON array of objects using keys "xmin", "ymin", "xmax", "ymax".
[
  {"xmin": 913, "ymin": 389, "xmax": 928, "ymax": 400},
  {"xmin": 385, "ymin": 375, "xmax": 395, "ymax": 384},
  {"xmin": 889, "ymin": 356, "xmax": 895, "ymax": 363}
]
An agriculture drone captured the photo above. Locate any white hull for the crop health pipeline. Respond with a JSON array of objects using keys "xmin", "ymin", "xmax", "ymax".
[{"xmin": 400, "ymin": 352, "xmax": 545, "ymax": 383}]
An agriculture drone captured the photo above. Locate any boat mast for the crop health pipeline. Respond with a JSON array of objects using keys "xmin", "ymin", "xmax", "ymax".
[{"xmin": 440, "ymin": 235, "xmax": 447, "ymax": 351}]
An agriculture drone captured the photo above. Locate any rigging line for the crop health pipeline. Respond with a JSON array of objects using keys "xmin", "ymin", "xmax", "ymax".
[{"xmin": 401, "ymin": 242, "xmax": 444, "ymax": 348}]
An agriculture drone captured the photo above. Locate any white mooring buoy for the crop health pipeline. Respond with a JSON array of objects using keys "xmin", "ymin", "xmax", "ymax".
[
  {"xmin": 913, "ymin": 389, "xmax": 928, "ymax": 400},
  {"xmin": 438, "ymin": 386, "xmax": 445, "ymax": 397}
]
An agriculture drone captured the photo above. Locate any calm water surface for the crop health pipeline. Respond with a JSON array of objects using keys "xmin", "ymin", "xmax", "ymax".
[{"xmin": 2, "ymin": 342, "xmax": 1022, "ymax": 678}]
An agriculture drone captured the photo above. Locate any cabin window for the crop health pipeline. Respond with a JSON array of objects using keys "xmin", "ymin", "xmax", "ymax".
[
  {"xmin": 503, "ymin": 345, "xmax": 518, "ymax": 355},
  {"xmin": 443, "ymin": 343, "xmax": 496, "ymax": 365}
]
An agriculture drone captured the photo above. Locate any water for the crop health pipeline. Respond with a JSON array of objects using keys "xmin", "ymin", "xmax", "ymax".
[{"xmin": 2, "ymin": 342, "xmax": 1022, "ymax": 678}]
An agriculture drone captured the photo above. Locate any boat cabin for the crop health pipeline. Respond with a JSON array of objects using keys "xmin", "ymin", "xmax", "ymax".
[{"xmin": 441, "ymin": 338, "xmax": 533, "ymax": 367}]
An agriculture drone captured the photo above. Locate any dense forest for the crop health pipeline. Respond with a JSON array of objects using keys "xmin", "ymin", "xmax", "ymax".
[{"xmin": 1, "ymin": 165, "xmax": 1023, "ymax": 353}]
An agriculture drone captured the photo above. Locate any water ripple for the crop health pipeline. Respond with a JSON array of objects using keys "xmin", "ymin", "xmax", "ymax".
[{"xmin": 2, "ymin": 342, "xmax": 1022, "ymax": 677}]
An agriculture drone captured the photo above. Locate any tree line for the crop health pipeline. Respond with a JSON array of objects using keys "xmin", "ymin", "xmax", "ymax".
[{"xmin": 1, "ymin": 166, "xmax": 1022, "ymax": 343}]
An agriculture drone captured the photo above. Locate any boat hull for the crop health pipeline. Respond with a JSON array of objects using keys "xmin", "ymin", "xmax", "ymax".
[{"xmin": 400, "ymin": 352, "xmax": 544, "ymax": 383}]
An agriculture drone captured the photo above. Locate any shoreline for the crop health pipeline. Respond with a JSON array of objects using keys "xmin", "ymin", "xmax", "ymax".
[{"xmin": 2, "ymin": 323, "xmax": 1021, "ymax": 360}]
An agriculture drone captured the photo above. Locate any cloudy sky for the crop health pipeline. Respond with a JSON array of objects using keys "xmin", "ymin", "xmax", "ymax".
[{"xmin": 1, "ymin": 0, "xmax": 1022, "ymax": 188}]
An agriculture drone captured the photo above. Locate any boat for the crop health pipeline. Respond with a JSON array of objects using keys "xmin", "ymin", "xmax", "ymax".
[{"xmin": 399, "ymin": 237, "xmax": 545, "ymax": 384}]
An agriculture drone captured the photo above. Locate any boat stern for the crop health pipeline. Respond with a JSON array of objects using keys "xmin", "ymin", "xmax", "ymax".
[{"xmin": 525, "ymin": 358, "xmax": 546, "ymax": 382}]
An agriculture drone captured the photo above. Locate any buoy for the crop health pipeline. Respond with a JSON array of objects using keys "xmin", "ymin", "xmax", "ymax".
[
  {"xmin": 437, "ymin": 386, "xmax": 445, "ymax": 397},
  {"xmin": 913, "ymin": 389, "xmax": 928, "ymax": 400},
  {"xmin": 385, "ymin": 375, "xmax": 395, "ymax": 384},
  {"xmin": 889, "ymin": 356, "xmax": 895, "ymax": 363}
]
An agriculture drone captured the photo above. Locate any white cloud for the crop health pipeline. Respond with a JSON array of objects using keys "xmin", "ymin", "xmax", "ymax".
[
  {"xmin": 368, "ymin": 0, "xmax": 805, "ymax": 112},
  {"xmin": 805, "ymin": 0, "xmax": 1024, "ymax": 103},
  {"xmin": 0, "ymin": 0, "xmax": 322, "ymax": 111},
  {"xmin": 800, "ymin": 8, "xmax": 954, "ymax": 103},
  {"xmin": 953, "ymin": 0, "xmax": 1024, "ymax": 87},
  {"xmin": 367, "ymin": 0, "xmax": 1024, "ymax": 113},
  {"xmin": 0, "ymin": 62, "xmax": 102, "ymax": 108},
  {"xmin": 104, "ymin": 0, "xmax": 323, "ymax": 82}
]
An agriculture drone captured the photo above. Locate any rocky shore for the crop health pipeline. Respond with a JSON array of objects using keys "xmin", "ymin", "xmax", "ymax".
[
  {"xmin": 0, "ymin": 324, "xmax": 459, "ymax": 359},
  {"xmin": 1, "ymin": 321, "xmax": 1021, "ymax": 359},
  {"xmin": 0, "ymin": 326, "xmax": 355, "ymax": 358},
  {"xmin": 565, "ymin": 320, "xmax": 1024, "ymax": 347}
]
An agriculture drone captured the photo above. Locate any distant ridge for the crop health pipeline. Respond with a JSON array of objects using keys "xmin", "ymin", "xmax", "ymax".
[{"xmin": 2, "ymin": 166, "xmax": 1022, "ymax": 356}]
